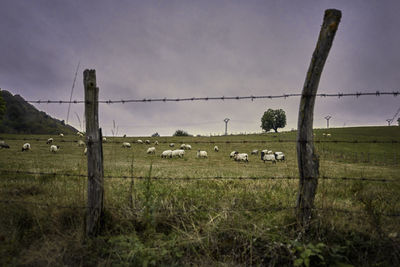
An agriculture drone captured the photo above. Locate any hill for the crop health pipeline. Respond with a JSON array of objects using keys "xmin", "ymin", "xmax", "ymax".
[{"xmin": 0, "ymin": 90, "xmax": 77, "ymax": 134}]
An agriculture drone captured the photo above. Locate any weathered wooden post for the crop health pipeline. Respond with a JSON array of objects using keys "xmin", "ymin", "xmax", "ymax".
[
  {"xmin": 296, "ymin": 9, "xmax": 341, "ymax": 227},
  {"xmin": 84, "ymin": 69, "xmax": 104, "ymax": 236}
]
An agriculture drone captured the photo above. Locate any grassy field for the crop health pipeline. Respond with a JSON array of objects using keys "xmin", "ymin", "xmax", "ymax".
[{"xmin": 0, "ymin": 126, "xmax": 399, "ymax": 266}]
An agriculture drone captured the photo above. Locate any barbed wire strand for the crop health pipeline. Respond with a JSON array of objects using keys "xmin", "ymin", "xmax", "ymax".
[
  {"xmin": 22, "ymin": 91, "xmax": 399, "ymax": 104},
  {"xmin": 0, "ymin": 169, "xmax": 397, "ymax": 183}
]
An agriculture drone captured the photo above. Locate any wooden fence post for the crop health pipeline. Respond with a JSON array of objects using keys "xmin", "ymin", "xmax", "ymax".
[
  {"xmin": 84, "ymin": 69, "xmax": 104, "ymax": 236},
  {"xmin": 296, "ymin": 9, "xmax": 341, "ymax": 227}
]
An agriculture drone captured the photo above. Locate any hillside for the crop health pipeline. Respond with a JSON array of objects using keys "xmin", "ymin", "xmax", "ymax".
[{"xmin": 0, "ymin": 90, "xmax": 77, "ymax": 134}]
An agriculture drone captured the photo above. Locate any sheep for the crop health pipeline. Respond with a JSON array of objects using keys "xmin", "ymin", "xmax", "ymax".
[
  {"xmin": 77, "ymin": 131, "xmax": 84, "ymax": 137},
  {"xmin": 22, "ymin": 143, "xmax": 31, "ymax": 151},
  {"xmin": 46, "ymin": 138, "xmax": 54, "ymax": 144},
  {"xmin": 230, "ymin": 151, "xmax": 237, "ymax": 158},
  {"xmin": 84, "ymin": 147, "xmax": 87, "ymax": 155},
  {"xmin": 154, "ymin": 140, "xmax": 159, "ymax": 145},
  {"xmin": 251, "ymin": 149, "xmax": 258, "ymax": 155},
  {"xmin": 122, "ymin": 142, "xmax": 131, "ymax": 148},
  {"xmin": 145, "ymin": 140, "xmax": 150, "ymax": 144},
  {"xmin": 147, "ymin": 147, "xmax": 156, "ymax": 154},
  {"xmin": 50, "ymin": 145, "xmax": 60, "ymax": 153},
  {"xmin": 161, "ymin": 150, "xmax": 173, "ymax": 158},
  {"xmin": 137, "ymin": 139, "xmax": 143, "ymax": 144},
  {"xmin": 77, "ymin": 140, "xmax": 85, "ymax": 147},
  {"xmin": 0, "ymin": 142, "xmax": 10, "ymax": 149},
  {"xmin": 274, "ymin": 152, "xmax": 285, "ymax": 161},
  {"xmin": 197, "ymin": 150, "xmax": 208, "ymax": 158},
  {"xmin": 59, "ymin": 133, "xmax": 64, "ymax": 137},
  {"xmin": 261, "ymin": 151, "xmax": 276, "ymax": 164},
  {"xmin": 214, "ymin": 146, "xmax": 219, "ymax": 152},
  {"xmin": 262, "ymin": 149, "xmax": 272, "ymax": 154},
  {"xmin": 102, "ymin": 137, "xmax": 107, "ymax": 142},
  {"xmin": 172, "ymin": 149, "xmax": 185, "ymax": 158},
  {"xmin": 169, "ymin": 143, "xmax": 175, "ymax": 147},
  {"xmin": 180, "ymin": 144, "xmax": 186, "ymax": 149},
  {"xmin": 180, "ymin": 144, "xmax": 191, "ymax": 150},
  {"xmin": 233, "ymin": 152, "xmax": 249, "ymax": 162},
  {"xmin": 326, "ymin": 133, "xmax": 331, "ymax": 137}
]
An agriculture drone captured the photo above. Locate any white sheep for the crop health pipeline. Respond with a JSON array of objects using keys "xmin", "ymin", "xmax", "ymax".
[
  {"xmin": 185, "ymin": 144, "xmax": 192, "ymax": 150},
  {"xmin": 145, "ymin": 140, "xmax": 150, "ymax": 144},
  {"xmin": 326, "ymin": 133, "xmax": 331, "ymax": 137},
  {"xmin": 214, "ymin": 146, "xmax": 219, "ymax": 152},
  {"xmin": 77, "ymin": 140, "xmax": 85, "ymax": 147},
  {"xmin": 22, "ymin": 143, "xmax": 31, "ymax": 151},
  {"xmin": 180, "ymin": 144, "xmax": 186, "ymax": 149},
  {"xmin": 122, "ymin": 142, "xmax": 131, "ymax": 148},
  {"xmin": 59, "ymin": 133, "xmax": 64, "ymax": 137},
  {"xmin": 46, "ymin": 138, "xmax": 53, "ymax": 144},
  {"xmin": 172, "ymin": 149, "xmax": 185, "ymax": 158},
  {"xmin": 102, "ymin": 137, "xmax": 107, "ymax": 142},
  {"xmin": 161, "ymin": 150, "xmax": 173, "ymax": 158},
  {"xmin": 50, "ymin": 145, "xmax": 60, "ymax": 153},
  {"xmin": 169, "ymin": 143, "xmax": 175, "ymax": 147},
  {"xmin": 261, "ymin": 151, "xmax": 276, "ymax": 164},
  {"xmin": 154, "ymin": 140, "xmax": 159, "ymax": 145},
  {"xmin": 147, "ymin": 147, "xmax": 156, "ymax": 154},
  {"xmin": 233, "ymin": 152, "xmax": 249, "ymax": 162},
  {"xmin": 251, "ymin": 149, "xmax": 258, "ymax": 155},
  {"xmin": 77, "ymin": 131, "xmax": 84, "ymax": 137},
  {"xmin": 230, "ymin": 151, "xmax": 237, "ymax": 158},
  {"xmin": 197, "ymin": 150, "xmax": 208, "ymax": 158},
  {"xmin": 137, "ymin": 139, "xmax": 143, "ymax": 144},
  {"xmin": 274, "ymin": 152, "xmax": 285, "ymax": 161}
]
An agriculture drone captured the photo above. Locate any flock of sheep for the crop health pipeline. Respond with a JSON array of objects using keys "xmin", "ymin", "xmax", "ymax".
[{"xmin": 1, "ymin": 132, "xmax": 287, "ymax": 163}]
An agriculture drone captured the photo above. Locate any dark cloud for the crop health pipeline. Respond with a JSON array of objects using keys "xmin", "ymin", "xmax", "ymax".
[{"xmin": 1, "ymin": 0, "xmax": 399, "ymax": 136}]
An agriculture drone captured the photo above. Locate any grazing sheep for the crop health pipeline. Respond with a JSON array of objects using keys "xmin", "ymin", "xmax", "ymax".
[
  {"xmin": 137, "ymin": 140, "xmax": 143, "ymax": 144},
  {"xmin": 180, "ymin": 144, "xmax": 186, "ymax": 149},
  {"xmin": 46, "ymin": 138, "xmax": 53, "ymax": 144},
  {"xmin": 77, "ymin": 140, "xmax": 85, "ymax": 147},
  {"xmin": 145, "ymin": 140, "xmax": 150, "ymax": 144},
  {"xmin": 230, "ymin": 151, "xmax": 237, "ymax": 158},
  {"xmin": 326, "ymin": 133, "xmax": 331, "ymax": 137},
  {"xmin": 161, "ymin": 150, "xmax": 173, "ymax": 158},
  {"xmin": 59, "ymin": 133, "xmax": 64, "ymax": 137},
  {"xmin": 261, "ymin": 151, "xmax": 276, "ymax": 164},
  {"xmin": 322, "ymin": 133, "xmax": 326, "ymax": 136},
  {"xmin": 172, "ymin": 149, "xmax": 185, "ymax": 158},
  {"xmin": 122, "ymin": 142, "xmax": 131, "ymax": 148},
  {"xmin": 169, "ymin": 143, "xmax": 175, "ymax": 147},
  {"xmin": 84, "ymin": 147, "xmax": 87, "ymax": 155},
  {"xmin": 214, "ymin": 146, "xmax": 219, "ymax": 152},
  {"xmin": 147, "ymin": 147, "xmax": 156, "ymax": 154},
  {"xmin": 251, "ymin": 149, "xmax": 258, "ymax": 155},
  {"xmin": 180, "ymin": 144, "xmax": 191, "ymax": 150},
  {"xmin": 50, "ymin": 145, "xmax": 60, "ymax": 153},
  {"xmin": 233, "ymin": 152, "xmax": 249, "ymax": 162},
  {"xmin": 0, "ymin": 143, "xmax": 10, "ymax": 149},
  {"xmin": 22, "ymin": 143, "xmax": 31, "ymax": 151},
  {"xmin": 197, "ymin": 150, "xmax": 208, "ymax": 158},
  {"xmin": 274, "ymin": 152, "xmax": 285, "ymax": 161},
  {"xmin": 102, "ymin": 137, "xmax": 107, "ymax": 142},
  {"xmin": 154, "ymin": 140, "xmax": 159, "ymax": 145}
]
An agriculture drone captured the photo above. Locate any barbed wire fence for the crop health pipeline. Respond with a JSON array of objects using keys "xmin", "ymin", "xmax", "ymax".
[{"xmin": 1, "ymin": 9, "xmax": 400, "ymax": 236}]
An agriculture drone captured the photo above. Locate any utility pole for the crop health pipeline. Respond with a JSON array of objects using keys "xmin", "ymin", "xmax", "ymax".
[
  {"xmin": 324, "ymin": 115, "xmax": 332, "ymax": 128},
  {"xmin": 224, "ymin": 118, "xmax": 230, "ymax": 135}
]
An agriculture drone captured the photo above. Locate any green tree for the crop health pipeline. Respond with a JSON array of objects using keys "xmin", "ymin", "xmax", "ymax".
[
  {"xmin": 0, "ymin": 90, "xmax": 5, "ymax": 122},
  {"xmin": 173, "ymin": 129, "xmax": 190, "ymax": 136},
  {"xmin": 261, "ymin": 108, "xmax": 287, "ymax": 133}
]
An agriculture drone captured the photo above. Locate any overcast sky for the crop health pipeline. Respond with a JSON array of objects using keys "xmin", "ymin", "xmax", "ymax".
[{"xmin": 1, "ymin": 0, "xmax": 399, "ymax": 136}]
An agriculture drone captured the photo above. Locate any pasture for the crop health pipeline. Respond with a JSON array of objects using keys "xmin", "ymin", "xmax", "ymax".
[{"xmin": 0, "ymin": 126, "xmax": 399, "ymax": 266}]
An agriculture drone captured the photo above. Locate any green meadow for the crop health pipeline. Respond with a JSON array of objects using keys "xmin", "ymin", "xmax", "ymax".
[{"xmin": 0, "ymin": 126, "xmax": 399, "ymax": 266}]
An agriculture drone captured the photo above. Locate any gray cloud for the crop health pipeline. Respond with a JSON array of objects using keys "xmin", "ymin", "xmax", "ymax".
[{"xmin": 1, "ymin": 0, "xmax": 399, "ymax": 136}]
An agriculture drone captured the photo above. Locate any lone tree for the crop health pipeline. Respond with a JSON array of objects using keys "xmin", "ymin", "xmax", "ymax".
[
  {"xmin": 261, "ymin": 108, "xmax": 287, "ymax": 133},
  {"xmin": 173, "ymin": 129, "xmax": 191, "ymax": 136}
]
